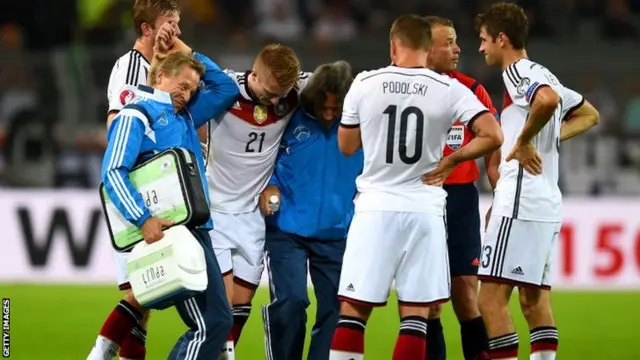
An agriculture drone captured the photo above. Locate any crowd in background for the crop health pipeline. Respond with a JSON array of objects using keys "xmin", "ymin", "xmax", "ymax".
[{"xmin": 1, "ymin": 0, "xmax": 639, "ymax": 194}]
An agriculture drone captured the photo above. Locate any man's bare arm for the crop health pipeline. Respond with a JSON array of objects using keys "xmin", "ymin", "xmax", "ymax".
[
  {"xmin": 518, "ymin": 86, "xmax": 560, "ymax": 144},
  {"xmin": 337, "ymin": 125, "xmax": 362, "ymax": 156},
  {"xmin": 446, "ymin": 113, "xmax": 503, "ymax": 165},
  {"xmin": 560, "ymin": 100, "xmax": 599, "ymax": 141},
  {"xmin": 483, "ymin": 149, "xmax": 501, "ymax": 190}
]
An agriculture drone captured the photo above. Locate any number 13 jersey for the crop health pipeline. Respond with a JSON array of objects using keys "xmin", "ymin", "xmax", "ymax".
[
  {"xmin": 494, "ymin": 58, "xmax": 584, "ymax": 222},
  {"xmin": 206, "ymin": 70, "xmax": 311, "ymax": 213},
  {"xmin": 341, "ymin": 66, "xmax": 489, "ymax": 215}
]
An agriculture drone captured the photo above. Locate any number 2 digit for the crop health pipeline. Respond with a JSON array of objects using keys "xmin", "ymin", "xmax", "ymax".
[{"xmin": 245, "ymin": 131, "xmax": 266, "ymax": 153}]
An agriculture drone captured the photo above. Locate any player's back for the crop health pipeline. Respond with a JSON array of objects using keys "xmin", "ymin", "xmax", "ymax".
[
  {"xmin": 343, "ymin": 66, "xmax": 488, "ymax": 214},
  {"xmin": 107, "ymin": 50, "xmax": 150, "ymax": 113},
  {"xmin": 495, "ymin": 58, "xmax": 583, "ymax": 221},
  {"xmin": 206, "ymin": 70, "xmax": 310, "ymax": 213}
]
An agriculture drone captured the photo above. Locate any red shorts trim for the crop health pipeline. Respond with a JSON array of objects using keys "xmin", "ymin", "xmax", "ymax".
[
  {"xmin": 478, "ymin": 275, "xmax": 551, "ymax": 290},
  {"xmin": 338, "ymin": 295, "xmax": 387, "ymax": 308},
  {"xmin": 398, "ymin": 297, "xmax": 450, "ymax": 307},
  {"xmin": 221, "ymin": 269, "xmax": 233, "ymax": 277},
  {"xmin": 233, "ymin": 276, "xmax": 259, "ymax": 290},
  {"xmin": 118, "ymin": 282, "xmax": 131, "ymax": 291}
]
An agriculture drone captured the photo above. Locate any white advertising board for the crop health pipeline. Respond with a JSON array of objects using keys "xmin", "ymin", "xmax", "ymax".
[{"xmin": 1, "ymin": 190, "xmax": 639, "ymax": 290}]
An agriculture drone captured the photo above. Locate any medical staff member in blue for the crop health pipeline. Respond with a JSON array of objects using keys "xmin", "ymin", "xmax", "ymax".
[
  {"xmin": 259, "ymin": 61, "xmax": 363, "ymax": 360},
  {"xmin": 97, "ymin": 26, "xmax": 238, "ymax": 360}
]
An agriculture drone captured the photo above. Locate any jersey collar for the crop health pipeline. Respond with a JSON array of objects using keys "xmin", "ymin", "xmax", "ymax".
[{"xmin": 136, "ymin": 85, "xmax": 173, "ymax": 105}]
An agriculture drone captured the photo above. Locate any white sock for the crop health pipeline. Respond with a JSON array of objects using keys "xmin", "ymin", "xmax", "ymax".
[
  {"xmin": 329, "ymin": 350, "xmax": 364, "ymax": 360},
  {"xmin": 218, "ymin": 340, "xmax": 235, "ymax": 360},
  {"xmin": 531, "ymin": 350, "xmax": 557, "ymax": 360},
  {"xmin": 86, "ymin": 335, "xmax": 119, "ymax": 360}
]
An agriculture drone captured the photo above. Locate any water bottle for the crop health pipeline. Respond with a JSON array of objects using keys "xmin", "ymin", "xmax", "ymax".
[{"xmin": 268, "ymin": 195, "xmax": 280, "ymax": 213}]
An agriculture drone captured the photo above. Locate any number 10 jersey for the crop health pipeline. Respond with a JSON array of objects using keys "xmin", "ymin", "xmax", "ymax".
[
  {"xmin": 205, "ymin": 70, "xmax": 310, "ymax": 213},
  {"xmin": 340, "ymin": 66, "xmax": 489, "ymax": 215}
]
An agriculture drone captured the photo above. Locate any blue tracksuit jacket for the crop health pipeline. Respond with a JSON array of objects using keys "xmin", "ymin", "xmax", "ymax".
[
  {"xmin": 101, "ymin": 52, "xmax": 238, "ymax": 230},
  {"xmin": 265, "ymin": 108, "xmax": 364, "ymax": 240}
]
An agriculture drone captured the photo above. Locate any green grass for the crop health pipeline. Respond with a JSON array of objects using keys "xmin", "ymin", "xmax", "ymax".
[{"xmin": 1, "ymin": 285, "xmax": 639, "ymax": 359}]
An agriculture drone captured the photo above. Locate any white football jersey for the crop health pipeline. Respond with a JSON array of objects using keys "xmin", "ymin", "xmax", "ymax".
[
  {"xmin": 493, "ymin": 58, "xmax": 584, "ymax": 222},
  {"xmin": 107, "ymin": 50, "xmax": 150, "ymax": 114},
  {"xmin": 341, "ymin": 66, "xmax": 489, "ymax": 215},
  {"xmin": 206, "ymin": 70, "xmax": 311, "ymax": 213}
]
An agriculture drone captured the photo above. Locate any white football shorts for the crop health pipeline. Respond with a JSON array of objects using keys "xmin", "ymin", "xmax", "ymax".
[
  {"xmin": 113, "ymin": 249, "xmax": 131, "ymax": 290},
  {"xmin": 479, "ymin": 215, "xmax": 561, "ymax": 289},
  {"xmin": 338, "ymin": 210, "xmax": 451, "ymax": 306},
  {"xmin": 209, "ymin": 207, "xmax": 266, "ymax": 286}
]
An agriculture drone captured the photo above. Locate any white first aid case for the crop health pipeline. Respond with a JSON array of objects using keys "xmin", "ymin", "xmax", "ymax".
[
  {"xmin": 100, "ymin": 147, "xmax": 210, "ymax": 252},
  {"xmin": 126, "ymin": 225, "xmax": 208, "ymax": 310}
]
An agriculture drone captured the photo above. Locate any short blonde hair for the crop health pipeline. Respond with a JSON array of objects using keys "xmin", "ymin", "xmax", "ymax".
[
  {"xmin": 148, "ymin": 52, "xmax": 205, "ymax": 86},
  {"xmin": 256, "ymin": 43, "xmax": 301, "ymax": 88},
  {"xmin": 390, "ymin": 14, "xmax": 432, "ymax": 50}
]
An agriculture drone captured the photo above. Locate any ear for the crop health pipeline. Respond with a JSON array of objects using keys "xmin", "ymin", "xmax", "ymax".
[
  {"xmin": 141, "ymin": 23, "xmax": 153, "ymax": 38},
  {"xmin": 155, "ymin": 70, "xmax": 164, "ymax": 85},
  {"xmin": 497, "ymin": 32, "xmax": 507, "ymax": 48}
]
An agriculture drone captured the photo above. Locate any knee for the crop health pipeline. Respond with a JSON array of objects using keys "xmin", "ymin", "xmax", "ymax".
[
  {"xmin": 519, "ymin": 290, "xmax": 549, "ymax": 322},
  {"xmin": 123, "ymin": 290, "xmax": 144, "ymax": 312},
  {"xmin": 428, "ymin": 304, "xmax": 443, "ymax": 318},
  {"xmin": 280, "ymin": 292, "xmax": 310, "ymax": 317},
  {"xmin": 478, "ymin": 285, "xmax": 508, "ymax": 316}
]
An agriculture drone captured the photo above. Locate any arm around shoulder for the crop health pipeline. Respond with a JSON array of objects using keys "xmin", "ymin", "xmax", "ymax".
[
  {"xmin": 188, "ymin": 52, "xmax": 239, "ymax": 128},
  {"xmin": 337, "ymin": 75, "xmax": 363, "ymax": 156}
]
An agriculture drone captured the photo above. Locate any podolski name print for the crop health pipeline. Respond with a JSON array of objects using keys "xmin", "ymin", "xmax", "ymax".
[{"xmin": 2, "ymin": 298, "xmax": 9, "ymax": 358}]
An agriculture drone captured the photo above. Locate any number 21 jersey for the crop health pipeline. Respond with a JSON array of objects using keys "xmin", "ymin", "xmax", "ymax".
[
  {"xmin": 341, "ymin": 66, "xmax": 489, "ymax": 215},
  {"xmin": 494, "ymin": 58, "xmax": 584, "ymax": 222},
  {"xmin": 206, "ymin": 70, "xmax": 310, "ymax": 213}
]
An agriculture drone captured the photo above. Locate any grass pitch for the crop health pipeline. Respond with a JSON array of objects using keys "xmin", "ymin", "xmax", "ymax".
[{"xmin": 1, "ymin": 285, "xmax": 639, "ymax": 359}]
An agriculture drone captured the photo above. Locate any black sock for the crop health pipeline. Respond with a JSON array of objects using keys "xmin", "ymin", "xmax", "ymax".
[
  {"xmin": 425, "ymin": 318, "xmax": 446, "ymax": 360},
  {"xmin": 460, "ymin": 316, "xmax": 490, "ymax": 360}
]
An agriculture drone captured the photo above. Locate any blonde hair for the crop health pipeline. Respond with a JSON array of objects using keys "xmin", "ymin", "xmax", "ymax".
[
  {"xmin": 132, "ymin": 0, "xmax": 180, "ymax": 38},
  {"xmin": 256, "ymin": 43, "xmax": 301, "ymax": 88},
  {"xmin": 148, "ymin": 52, "xmax": 205, "ymax": 86}
]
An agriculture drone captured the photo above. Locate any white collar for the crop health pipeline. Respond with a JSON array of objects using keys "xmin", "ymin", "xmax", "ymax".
[{"xmin": 136, "ymin": 85, "xmax": 173, "ymax": 105}]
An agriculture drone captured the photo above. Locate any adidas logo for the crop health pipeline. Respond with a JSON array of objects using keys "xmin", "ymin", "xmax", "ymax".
[
  {"xmin": 232, "ymin": 101, "xmax": 241, "ymax": 109},
  {"xmin": 511, "ymin": 266, "xmax": 524, "ymax": 275},
  {"xmin": 346, "ymin": 283, "xmax": 355, "ymax": 292},
  {"xmin": 471, "ymin": 257, "xmax": 480, "ymax": 266}
]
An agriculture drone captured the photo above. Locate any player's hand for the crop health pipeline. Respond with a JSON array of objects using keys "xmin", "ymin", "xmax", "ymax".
[
  {"xmin": 153, "ymin": 22, "xmax": 177, "ymax": 58},
  {"xmin": 259, "ymin": 185, "xmax": 281, "ymax": 216},
  {"xmin": 141, "ymin": 217, "xmax": 174, "ymax": 244},
  {"xmin": 423, "ymin": 157, "xmax": 456, "ymax": 186},
  {"xmin": 506, "ymin": 140, "xmax": 542, "ymax": 175},
  {"xmin": 484, "ymin": 206, "xmax": 492, "ymax": 232}
]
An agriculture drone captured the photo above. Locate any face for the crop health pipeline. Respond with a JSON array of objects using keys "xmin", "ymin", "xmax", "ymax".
[
  {"xmin": 427, "ymin": 25, "xmax": 460, "ymax": 73},
  {"xmin": 155, "ymin": 65, "xmax": 200, "ymax": 112},
  {"xmin": 147, "ymin": 11, "xmax": 181, "ymax": 45},
  {"xmin": 428, "ymin": 25, "xmax": 460, "ymax": 72},
  {"xmin": 249, "ymin": 62, "xmax": 292, "ymax": 105},
  {"xmin": 478, "ymin": 26, "xmax": 502, "ymax": 67},
  {"xmin": 316, "ymin": 93, "xmax": 341, "ymax": 123}
]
